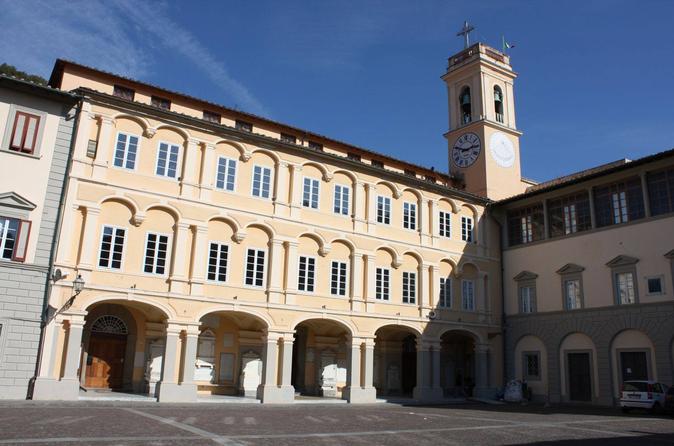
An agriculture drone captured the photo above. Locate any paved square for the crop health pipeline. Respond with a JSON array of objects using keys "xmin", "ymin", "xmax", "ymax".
[{"xmin": 0, "ymin": 402, "xmax": 673, "ymax": 445}]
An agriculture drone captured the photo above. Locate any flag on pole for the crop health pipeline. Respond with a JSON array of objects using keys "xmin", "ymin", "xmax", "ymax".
[{"xmin": 502, "ymin": 36, "xmax": 515, "ymax": 52}]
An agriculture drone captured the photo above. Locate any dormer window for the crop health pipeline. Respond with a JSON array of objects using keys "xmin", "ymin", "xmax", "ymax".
[
  {"xmin": 113, "ymin": 85, "xmax": 135, "ymax": 101},
  {"xmin": 235, "ymin": 120, "xmax": 253, "ymax": 132},
  {"xmin": 404, "ymin": 169, "xmax": 416, "ymax": 177},
  {"xmin": 347, "ymin": 152, "xmax": 361, "ymax": 161},
  {"xmin": 308, "ymin": 141, "xmax": 323, "ymax": 151},
  {"xmin": 494, "ymin": 86, "xmax": 504, "ymax": 123},
  {"xmin": 151, "ymin": 95, "xmax": 171, "ymax": 110},
  {"xmin": 371, "ymin": 160, "xmax": 384, "ymax": 169},
  {"xmin": 281, "ymin": 133, "xmax": 296, "ymax": 144},
  {"xmin": 460, "ymin": 86, "xmax": 472, "ymax": 124},
  {"xmin": 203, "ymin": 110, "xmax": 221, "ymax": 123}
]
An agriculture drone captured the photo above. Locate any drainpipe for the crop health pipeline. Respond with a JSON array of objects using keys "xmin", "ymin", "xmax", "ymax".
[{"xmin": 28, "ymin": 97, "xmax": 82, "ymax": 399}]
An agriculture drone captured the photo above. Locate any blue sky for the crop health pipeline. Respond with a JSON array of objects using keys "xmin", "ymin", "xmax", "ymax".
[{"xmin": 3, "ymin": 0, "xmax": 674, "ymax": 182}]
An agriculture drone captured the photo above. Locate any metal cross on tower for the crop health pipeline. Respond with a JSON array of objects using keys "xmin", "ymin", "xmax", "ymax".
[{"xmin": 456, "ymin": 21, "xmax": 475, "ymax": 49}]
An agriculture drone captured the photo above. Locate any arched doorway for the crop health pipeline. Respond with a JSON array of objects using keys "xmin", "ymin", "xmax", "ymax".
[
  {"xmin": 291, "ymin": 319, "xmax": 351, "ymax": 399},
  {"xmin": 373, "ymin": 325, "xmax": 418, "ymax": 397},
  {"xmin": 196, "ymin": 311, "xmax": 268, "ymax": 398},
  {"xmin": 84, "ymin": 315, "xmax": 128, "ymax": 389},
  {"xmin": 441, "ymin": 330, "xmax": 476, "ymax": 397}
]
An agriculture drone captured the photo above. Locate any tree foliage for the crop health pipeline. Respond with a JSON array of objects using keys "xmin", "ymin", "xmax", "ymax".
[{"xmin": 0, "ymin": 63, "xmax": 47, "ymax": 85}]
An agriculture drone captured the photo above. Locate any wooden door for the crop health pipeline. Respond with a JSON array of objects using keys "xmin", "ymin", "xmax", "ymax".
[
  {"xmin": 568, "ymin": 353, "xmax": 592, "ymax": 402},
  {"xmin": 84, "ymin": 334, "xmax": 127, "ymax": 389}
]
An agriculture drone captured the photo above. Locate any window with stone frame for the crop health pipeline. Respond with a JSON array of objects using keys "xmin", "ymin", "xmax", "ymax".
[
  {"xmin": 0, "ymin": 216, "xmax": 31, "ymax": 262},
  {"xmin": 514, "ymin": 271, "xmax": 538, "ymax": 314},
  {"xmin": 402, "ymin": 271, "xmax": 416, "ymax": 304},
  {"xmin": 297, "ymin": 255, "xmax": 316, "ymax": 293},
  {"xmin": 280, "ymin": 133, "xmax": 296, "ymax": 144},
  {"xmin": 557, "ymin": 263, "xmax": 585, "ymax": 310},
  {"xmin": 308, "ymin": 141, "xmax": 323, "ymax": 151},
  {"xmin": 607, "ymin": 255, "xmax": 639, "ymax": 305},
  {"xmin": 202, "ymin": 110, "xmax": 221, "ymax": 124},
  {"xmin": 522, "ymin": 351, "xmax": 541, "ymax": 380},
  {"xmin": 548, "ymin": 191, "xmax": 592, "ymax": 237},
  {"xmin": 235, "ymin": 120, "xmax": 253, "ymax": 132},
  {"xmin": 113, "ymin": 85, "xmax": 135, "ymax": 101},
  {"xmin": 593, "ymin": 177, "xmax": 644, "ymax": 227},
  {"xmin": 647, "ymin": 166, "xmax": 674, "ymax": 216},
  {"xmin": 507, "ymin": 204, "xmax": 544, "ymax": 246},
  {"xmin": 9, "ymin": 111, "xmax": 40, "ymax": 154}
]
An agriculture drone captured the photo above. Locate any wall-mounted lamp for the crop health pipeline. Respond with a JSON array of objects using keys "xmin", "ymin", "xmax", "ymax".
[{"xmin": 72, "ymin": 274, "xmax": 85, "ymax": 295}]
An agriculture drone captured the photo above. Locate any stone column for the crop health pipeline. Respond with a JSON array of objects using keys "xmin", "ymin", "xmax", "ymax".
[
  {"xmin": 259, "ymin": 332, "xmax": 294, "ymax": 403},
  {"xmin": 169, "ymin": 222, "xmax": 191, "ymax": 294},
  {"xmin": 180, "ymin": 138, "xmax": 200, "ymax": 198},
  {"xmin": 289, "ymin": 164, "xmax": 303, "ymax": 218},
  {"xmin": 429, "ymin": 265, "xmax": 440, "ymax": 309},
  {"xmin": 33, "ymin": 315, "xmax": 85, "ymax": 400},
  {"xmin": 180, "ymin": 325, "xmax": 199, "ymax": 386},
  {"xmin": 473, "ymin": 343, "xmax": 492, "ymax": 399},
  {"xmin": 56, "ymin": 203, "xmax": 82, "ymax": 265},
  {"xmin": 430, "ymin": 342, "xmax": 442, "ymax": 396},
  {"xmin": 76, "ymin": 206, "xmax": 101, "ymax": 279},
  {"xmin": 365, "ymin": 183, "xmax": 377, "ymax": 234},
  {"xmin": 414, "ymin": 339, "xmax": 441, "ymax": 402},
  {"xmin": 279, "ymin": 335, "xmax": 295, "ymax": 396},
  {"xmin": 345, "ymin": 337, "xmax": 376, "ymax": 403},
  {"xmin": 92, "ymin": 115, "xmax": 114, "ymax": 178},
  {"xmin": 419, "ymin": 263, "xmax": 430, "ymax": 314},
  {"xmin": 189, "ymin": 225, "xmax": 208, "ymax": 296},
  {"xmin": 542, "ymin": 200, "xmax": 550, "ymax": 239},
  {"xmin": 199, "ymin": 143, "xmax": 216, "ymax": 201},
  {"xmin": 157, "ymin": 323, "xmax": 196, "ymax": 402},
  {"xmin": 420, "ymin": 198, "xmax": 430, "ymax": 245},
  {"xmin": 588, "ymin": 187, "xmax": 597, "ymax": 229},
  {"xmin": 640, "ymin": 172, "xmax": 651, "ymax": 217},
  {"xmin": 267, "ymin": 239, "xmax": 284, "ymax": 304},
  {"xmin": 274, "ymin": 162, "xmax": 291, "ymax": 216},
  {"xmin": 429, "ymin": 200, "xmax": 439, "ymax": 247},
  {"xmin": 353, "ymin": 182, "xmax": 367, "ymax": 232},
  {"xmin": 284, "ymin": 241, "xmax": 298, "ymax": 304},
  {"xmin": 350, "ymin": 251, "xmax": 364, "ymax": 311},
  {"xmin": 365, "ymin": 254, "xmax": 376, "ymax": 313}
]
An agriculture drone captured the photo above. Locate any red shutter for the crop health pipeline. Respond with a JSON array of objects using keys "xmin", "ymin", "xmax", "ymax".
[
  {"xmin": 12, "ymin": 220, "xmax": 31, "ymax": 262},
  {"xmin": 9, "ymin": 112, "xmax": 40, "ymax": 154}
]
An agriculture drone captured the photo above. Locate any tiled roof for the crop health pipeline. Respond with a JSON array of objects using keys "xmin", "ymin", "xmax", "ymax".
[{"xmin": 0, "ymin": 73, "xmax": 80, "ymax": 102}]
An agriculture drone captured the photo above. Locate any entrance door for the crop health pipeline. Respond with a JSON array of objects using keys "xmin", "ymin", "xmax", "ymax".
[
  {"xmin": 85, "ymin": 333, "xmax": 127, "ymax": 389},
  {"xmin": 567, "ymin": 352, "xmax": 592, "ymax": 402},
  {"xmin": 620, "ymin": 351, "xmax": 648, "ymax": 382}
]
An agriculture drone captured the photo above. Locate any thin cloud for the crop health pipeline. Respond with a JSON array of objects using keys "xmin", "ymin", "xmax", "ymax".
[
  {"xmin": 113, "ymin": 0, "xmax": 268, "ymax": 115},
  {"xmin": 0, "ymin": 0, "xmax": 267, "ymax": 115}
]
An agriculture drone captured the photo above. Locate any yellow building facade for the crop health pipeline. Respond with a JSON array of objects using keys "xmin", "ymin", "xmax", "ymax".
[{"xmin": 32, "ymin": 49, "xmax": 507, "ymax": 402}]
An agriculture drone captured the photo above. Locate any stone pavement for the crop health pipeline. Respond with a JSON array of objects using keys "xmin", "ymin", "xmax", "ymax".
[{"xmin": 0, "ymin": 401, "xmax": 673, "ymax": 445}]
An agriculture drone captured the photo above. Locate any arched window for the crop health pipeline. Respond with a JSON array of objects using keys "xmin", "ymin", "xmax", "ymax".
[
  {"xmin": 459, "ymin": 87, "xmax": 472, "ymax": 124},
  {"xmin": 494, "ymin": 86, "xmax": 504, "ymax": 123},
  {"xmin": 91, "ymin": 315, "xmax": 128, "ymax": 335}
]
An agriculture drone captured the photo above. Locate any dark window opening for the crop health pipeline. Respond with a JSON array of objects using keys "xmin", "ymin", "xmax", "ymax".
[
  {"xmin": 308, "ymin": 141, "xmax": 323, "ymax": 151},
  {"xmin": 548, "ymin": 191, "xmax": 592, "ymax": 237},
  {"xmin": 647, "ymin": 167, "xmax": 674, "ymax": 216},
  {"xmin": 281, "ymin": 133, "xmax": 297, "ymax": 144},
  {"xmin": 593, "ymin": 177, "xmax": 644, "ymax": 227},
  {"xmin": 235, "ymin": 120, "xmax": 253, "ymax": 132},
  {"xmin": 494, "ymin": 86, "xmax": 504, "ymax": 123},
  {"xmin": 460, "ymin": 86, "xmax": 472, "ymax": 124},
  {"xmin": 203, "ymin": 110, "xmax": 221, "ymax": 123},
  {"xmin": 347, "ymin": 152, "xmax": 361, "ymax": 161},
  {"xmin": 151, "ymin": 95, "xmax": 171, "ymax": 110},
  {"xmin": 404, "ymin": 169, "xmax": 416, "ymax": 177},
  {"xmin": 371, "ymin": 160, "xmax": 384, "ymax": 169},
  {"xmin": 113, "ymin": 85, "xmax": 135, "ymax": 100},
  {"xmin": 507, "ymin": 204, "xmax": 545, "ymax": 246}
]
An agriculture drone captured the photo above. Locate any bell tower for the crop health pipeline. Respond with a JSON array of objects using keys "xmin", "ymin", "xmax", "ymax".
[{"xmin": 442, "ymin": 27, "xmax": 527, "ymax": 200}]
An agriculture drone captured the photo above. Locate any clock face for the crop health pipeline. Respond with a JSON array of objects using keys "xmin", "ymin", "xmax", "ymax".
[
  {"xmin": 489, "ymin": 131, "xmax": 515, "ymax": 168},
  {"xmin": 452, "ymin": 133, "xmax": 481, "ymax": 168}
]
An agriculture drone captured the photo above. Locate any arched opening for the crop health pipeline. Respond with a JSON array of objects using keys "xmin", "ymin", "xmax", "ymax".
[
  {"xmin": 374, "ymin": 325, "xmax": 418, "ymax": 397},
  {"xmin": 81, "ymin": 300, "xmax": 167, "ymax": 394},
  {"xmin": 610, "ymin": 329, "xmax": 656, "ymax": 400},
  {"xmin": 494, "ymin": 86, "xmax": 504, "ymax": 123},
  {"xmin": 560, "ymin": 332, "xmax": 597, "ymax": 402},
  {"xmin": 291, "ymin": 319, "xmax": 351, "ymax": 399},
  {"xmin": 440, "ymin": 330, "xmax": 476, "ymax": 397},
  {"xmin": 196, "ymin": 311, "xmax": 268, "ymax": 398},
  {"xmin": 460, "ymin": 87, "xmax": 472, "ymax": 124}
]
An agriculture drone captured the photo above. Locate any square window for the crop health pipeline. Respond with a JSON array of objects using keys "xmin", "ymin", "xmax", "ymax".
[
  {"xmin": 236, "ymin": 120, "xmax": 253, "ymax": 132},
  {"xmin": 523, "ymin": 352, "xmax": 541, "ymax": 380},
  {"xmin": 281, "ymin": 133, "xmax": 296, "ymax": 144},
  {"xmin": 647, "ymin": 277, "xmax": 663, "ymax": 295},
  {"xmin": 151, "ymin": 95, "xmax": 171, "ymax": 110},
  {"xmin": 9, "ymin": 111, "xmax": 40, "ymax": 154},
  {"xmin": 113, "ymin": 133, "xmax": 139, "ymax": 170},
  {"xmin": 308, "ymin": 141, "xmax": 323, "ymax": 151},
  {"xmin": 347, "ymin": 152, "xmax": 361, "ymax": 161},
  {"xmin": 113, "ymin": 85, "xmax": 135, "ymax": 100},
  {"xmin": 203, "ymin": 110, "xmax": 221, "ymax": 123},
  {"xmin": 371, "ymin": 160, "xmax": 384, "ymax": 168}
]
